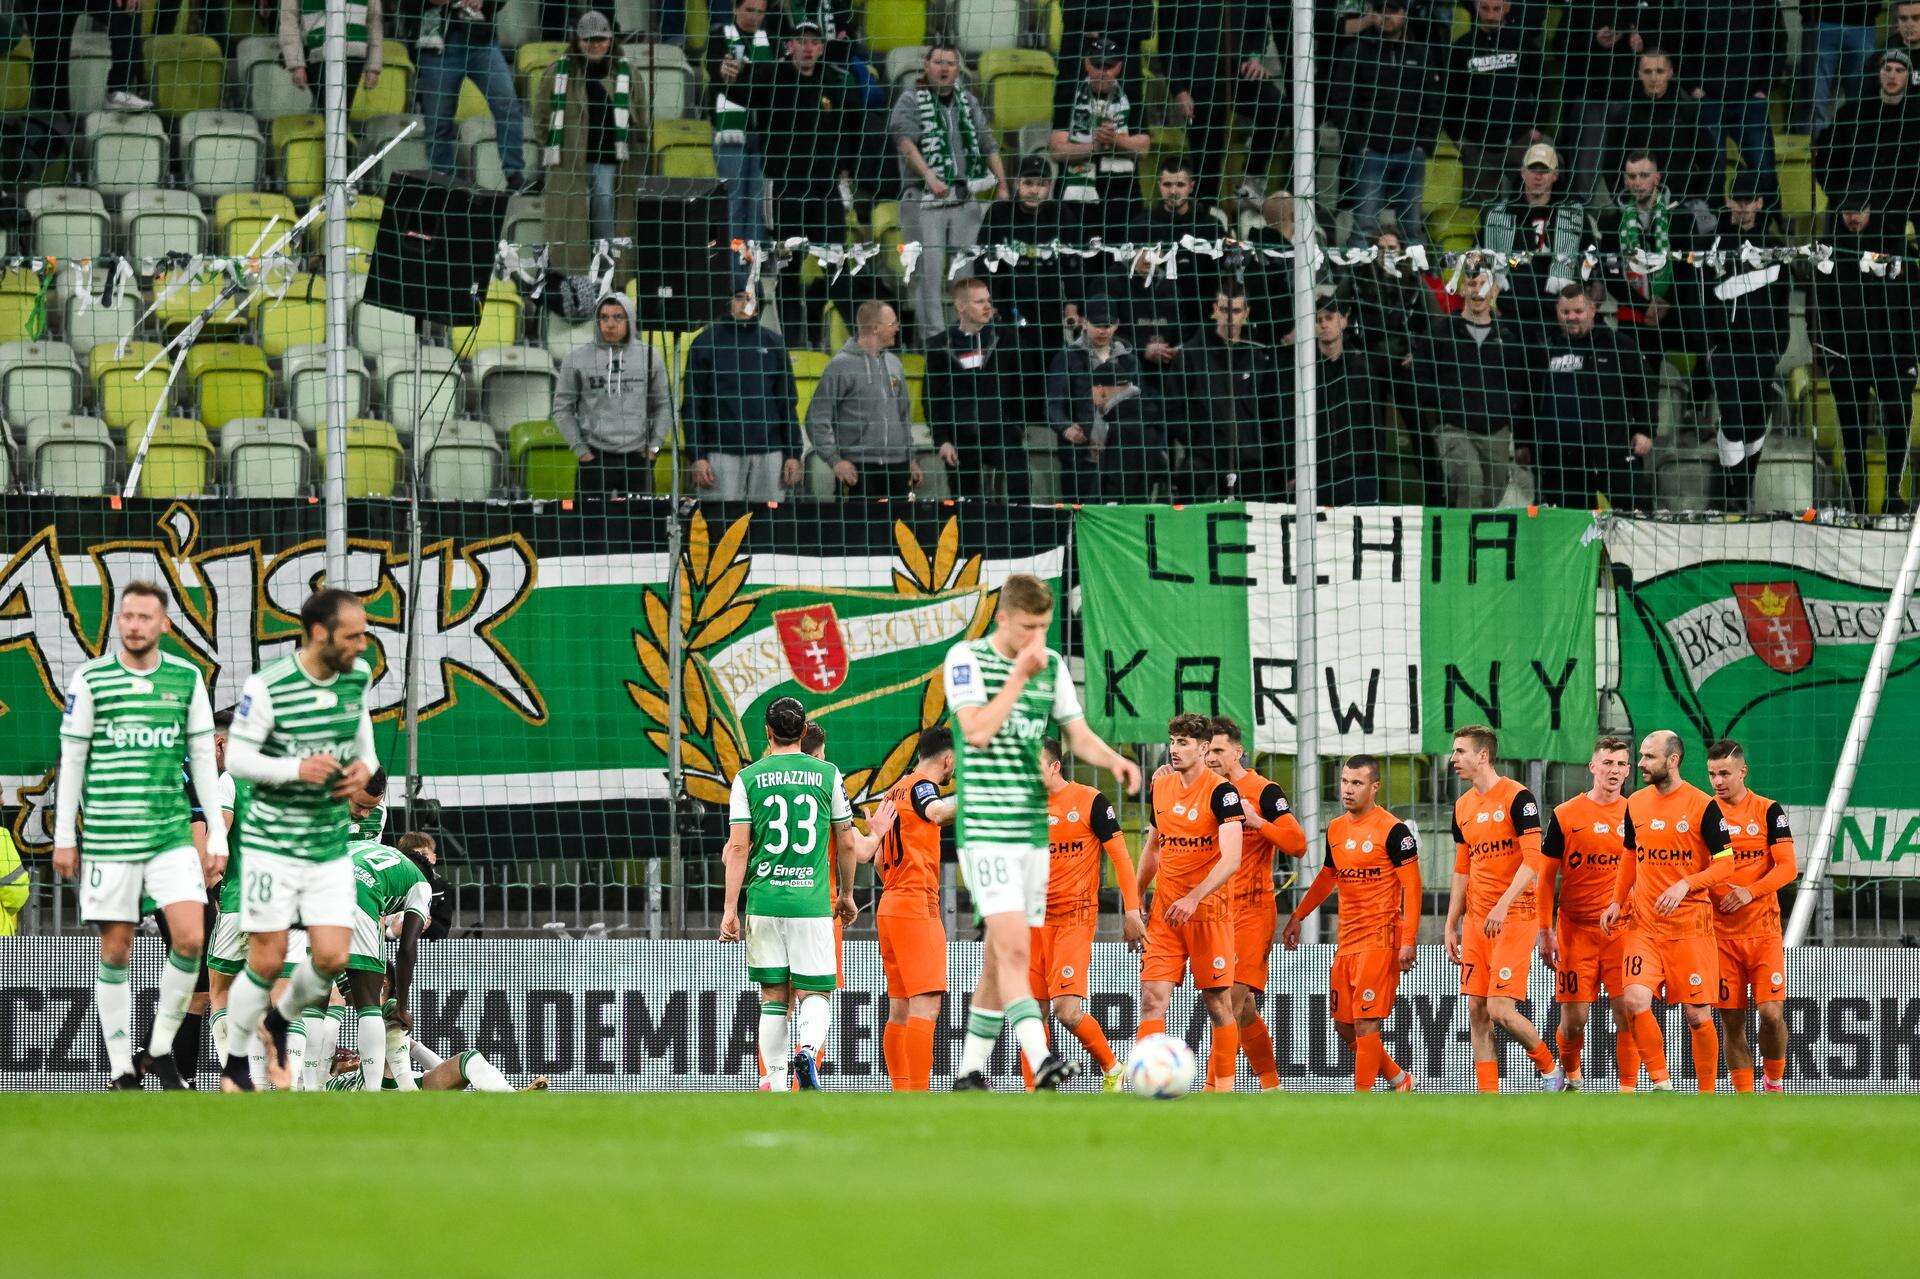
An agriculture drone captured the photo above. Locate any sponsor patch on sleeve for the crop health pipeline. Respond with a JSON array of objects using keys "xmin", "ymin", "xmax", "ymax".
[{"xmin": 951, "ymin": 663, "xmax": 972, "ymax": 687}]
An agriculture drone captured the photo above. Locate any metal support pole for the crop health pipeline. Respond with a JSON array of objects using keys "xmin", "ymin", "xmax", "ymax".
[
  {"xmin": 320, "ymin": 0, "xmax": 353, "ymax": 586},
  {"xmin": 666, "ymin": 493, "xmax": 687, "ymax": 936},
  {"xmin": 402, "ymin": 485, "xmax": 426, "ymax": 828},
  {"xmin": 1784, "ymin": 514, "xmax": 1920, "ymax": 945},
  {"xmin": 1289, "ymin": 0, "xmax": 1323, "ymax": 942}
]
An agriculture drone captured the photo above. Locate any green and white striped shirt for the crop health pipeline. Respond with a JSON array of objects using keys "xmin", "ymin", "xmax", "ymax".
[
  {"xmin": 59, "ymin": 653, "xmax": 214, "ymax": 860},
  {"xmin": 941, "ymin": 638, "xmax": 1082, "ymax": 848},
  {"xmin": 229, "ymin": 654, "xmax": 378, "ymax": 864}
]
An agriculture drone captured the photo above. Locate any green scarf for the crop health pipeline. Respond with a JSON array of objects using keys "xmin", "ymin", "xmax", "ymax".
[
  {"xmin": 713, "ymin": 23, "xmax": 774, "ymax": 144},
  {"xmin": 913, "ymin": 86, "xmax": 992, "ymax": 198},
  {"xmin": 1618, "ymin": 191, "xmax": 1674, "ymax": 300},
  {"xmin": 545, "ymin": 56, "xmax": 632, "ymax": 169},
  {"xmin": 1060, "ymin": 80, "xmax": 1133, "ymax": 203}
]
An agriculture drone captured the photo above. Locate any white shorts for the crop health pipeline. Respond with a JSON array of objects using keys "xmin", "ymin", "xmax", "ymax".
[
  {"xmin": 745, "ymin": 915, "xmax": 837, "ymax": 992},
  {"xmin": 80, "ymin": 846, "xmax": 204, "ymax": 923},
  {"xmin": 237, "ymin": 850, "xmax": 354, "ymax": 933},
  {"xmin": 208, "ymin": 911, "xmax": 247, "ymax": 969},
  {"xmin": 348, "ymin": 907, "xmax": 387, "ymax": 970},
  {"xmin": 959, "ymin": 843, "xmax": 1049, "ymax": 927}
]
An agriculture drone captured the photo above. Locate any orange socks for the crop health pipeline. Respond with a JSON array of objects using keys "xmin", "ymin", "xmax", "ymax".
[
  {"xmin": 1240, "ymin": 1016, "xmax": 1281, "ymax": 1089},
  {"xmin": 1556, "ymin": 1029, "xmax": 1584, "ymax": 1082},
  {"xmin": 1070, "ymin": 1017, "xmax": 1118, "ymax": 1073},
  {"xmin": 1354, "ymin": 1031, "xmax": 1383, "ymax": 1092},
  {"xmin": 1730, "ymin": 1066, "xmax": 1755, "ymax": 1093},
  {"xmin": 904, "ymin": 1017, "xmax": 935, "ymax": 1092},
  {"xmin": 883, "ymin": 1023, "xmax": 903, "ymax": 1089},
  {"xmin": 1631, "ymin": 1011, "xmax": 1670, "ymax": 1083},
  {"xmin": 1615, "ymin": 1026, "xmax": 1642, "ymax": 1090},
  {"xmin": 1763, "ymin": 1056, "xmax": 1785, "ymax": 1087},
  {"xmin": 1527, "ymin": 1041, "xmax": 1557, "ymax": 1077},
  {"xmin": 1691, "ymin": 1020, "xmax": 1720, "ymax": 1093},
  {"xmin": 1377, "ymin": 1048, "xmax": 1406, "ymax": 1087},
  {"xmin": 1206, "ymin": 1022, "xmax": 1239, "ymax": 1091},
  {"xmin": 1137, "ymin": 1016, "xmax": 1166, "ymax": 1042},
  {"xmin": 1474, "ymin": 1060, "xmax": 1499, "ymax": 1093}
]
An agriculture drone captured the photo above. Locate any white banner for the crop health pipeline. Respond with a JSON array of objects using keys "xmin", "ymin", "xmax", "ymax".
[
  {"xmin": 4, "ymin": 939, "xmax": 1918, "ymax": 1092},
  {"xmin": 1785, "ymin": 807, "xmax": 1920, "ymax": 880}
]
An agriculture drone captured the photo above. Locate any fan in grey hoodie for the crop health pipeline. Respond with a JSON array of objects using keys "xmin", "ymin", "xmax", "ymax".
[
  {"xmin": 805, "ymin": 301, "xmax": 921, "ymax": 499},
  {"xmin": 553, "ymin": 293, "xmax": 673, "ymax": 496}
]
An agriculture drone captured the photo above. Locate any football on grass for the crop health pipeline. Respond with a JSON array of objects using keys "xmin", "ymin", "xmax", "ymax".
[{"xmin": 1125, "ymin": 1034, "xmax": 1197, "ymax": 1099}]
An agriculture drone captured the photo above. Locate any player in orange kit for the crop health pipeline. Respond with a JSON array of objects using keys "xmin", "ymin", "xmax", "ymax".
[
  {"xmin": 870, "ymin": 727, "xmax": 956, "ymax": 1092},
  {"xmin": 1599, "ymin": 731, "xmax": 1739, "ymax": 1092},
  {"xmin": 1034, "ymin": 739, "xmax": 1144, "ymax": 1091},
  {"xmin": 1136, "ymin": 714, "xmax": 1244, "ymax": 1092},
  {"xmin": 1704, "ymin": 739, "xmax": 1797, "ymax": 1093},
  {"xmin": 1281, "ymin": 756, "xmax": 1419, "ymax": 1092},
  {"xmin": 1538, "ymin": 737, "xmax": 1641, "ymax": 1091},
  {"xmin": 1443, "ymin": 725, "xmax": 1565, "ymax": 1092},
  {"xmin": 1204, "ymin": 716, "xmax": 1308, "ymax": 1093}
]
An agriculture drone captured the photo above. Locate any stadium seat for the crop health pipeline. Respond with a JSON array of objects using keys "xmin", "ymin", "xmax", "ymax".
[
  {"xmin": 317, "ymin": 418, "xmax": 405, "ymax": 497},
  {"xmin": 309, "ymin": 193, "xmax": 384, "ymax": 274},
  {"xmin": 460, "ymin": 119, "xmax": 509, "ymax": 190},
  {"xmin": 27, "ymin": 416, "xmax": 116, "ymax": 495},
  {"xmin": 496, "ymin": 0, "xmax": 540, "ymax": 50},
  {"xmin": 118, "ymin": 188, "xmax": 209, "ymax": 262},
  {"xmin": 151, "ymin": 270, "xmax": 250, "ymax": 335},
  {"xmin": 1752, "ymin": 435, "xmax": 1817, "ymax": 514},
  {"xmin": 450, "ymin": 279, "xmax": 526, "ymax": 356},
  {"xmin": 259, "ymin": 284, "xmax": 329, "ymax": 360},
  {"xmin": 147, "ymin": 34, "xmax": 225, "ymax": 120},
  {"xmin": 0, "ymin": 432, "xmax": 11, "ymax": 491},
  {"xmin": 515, "ymin": 42, "xmax": 570, "ymax": 99},
  {"xmin": 423, "ymin": 418, "xmax": 502, "ymax": 499},
  {"xmin": 979, "ymin": 49, "xmax": 1056, "ymax": 139},
  {"xmin": 383, "ymin": 347, "xmax": 465, "ymax": 437},
  {"xmin": 509, "ymin": 419, "xmax": 577, "ymax": 499},
  {"xmin": 273, "ymin": 114, "xmax": 327, "ymax": 200},
  {"xmin": 473, "ymin": 347, "xmax": 556, "ymax": 435},
  {"xmin": 69, "ymin": 33, "xmax": 113, "ymax": 118},
  {"xmin": 215, "ymin": 193, "xmax": 300, "ymax": 257},
  {"xmin": 185, "ymin": 343, "xmax": 271, "ymax": 433},
  {"xmin": 865, "ymin": 0, "xmax": 928, "ymax": 52},
  {"xmin": 85, "ymin": 112, "xmax": 169, "ymax": 197},
  {"xmin": 898, "ymin": 351, "xmax": 927, "ymax": 426},
  {"xmin": 1428, "ymin": 204, "xmax": 1481, "ymax": 254},
  {"xmin": 0, "ymin": 295, "xmax": 35, "ymax": 345},
  {"xmin": 349, "ymin": 43, "xmax": 415, "ymax": 123},
  {"xmin": 354, "ymin": 300, "xmax": 419, "ymax": 365},
  {"xmin": 241, "ymin": 37, "xmax": 314, "ymax": 121},
  {"xmin": 620, "ymin": 42, "xmax": 693, "ymax": 121},
  {"xmin": 220, "ymin": 416, "xmax": 311, "ymax": 497},
  {"xmin": 541, "ymin": 312, "xmax": 597, "ymax": 362},
  {"xmin": 124, "ymin": 416, "xmax": 213, "ymax": 497},
  {"xmin": 181, "ymin": 112, "xmax": 265, "ymax": 198},
  {"xmin": 284, "ymin": 344, "xmax": 370, "ymax": 431},
  {"xmin": 65, "ymin": 291, "xmax": 141, "ymax": 363},
  {"xmin": 359, "ymin": 114, "xmax": 431, "ymax": 185},
  {"xmin": 0, "ymin": 341, "xmax": 82, "ymax": 432},
  {"xmin": 504, "ymin": 193, "xmax": 546, "ymax": 249},
  {"xmin": 791, "ymin": 349, "xmax": 829, "ymax": 424},
  {"xmin": 954, "ymin": 0, "xmax": 1022, "ymax": 54},
  {"xmin": 27, "ymin": 188, "xmax": 112, "ymax": 262},
  {"xmin": 654, "ymin": 119, "xmax": 717, "ymax": 179},
  {"xmin": 93, "ymin": 342, "xmax": 172, "ymax": 432}
]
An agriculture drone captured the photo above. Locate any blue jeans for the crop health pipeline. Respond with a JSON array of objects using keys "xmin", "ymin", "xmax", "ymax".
[
  {"xmin": 1701, "ymin": 94, "xmax": 1778, "ymax": 201},
  {"xmin": 714, "ymin": 140, "xmax": 765, "ymax": 284},
  {"xmin": 1351, "ymin": 147, "xmax": 1427, "ymax": 244},
  {"xmin": 1812, "ymin": 23, "xmax": 1876, "ymax": 131},
  {"xmin": 418, "ymin": 34, "xmax": 525, "ymax": 181},
  {"xmin": 588, "ymin": 163, "xmax": 617, "ymax": 245}
]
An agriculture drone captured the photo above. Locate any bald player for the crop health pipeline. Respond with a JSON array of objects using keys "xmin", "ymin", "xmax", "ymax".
[
  {"xmin": 1204, "ymin": 716, "xmax": 1307, "ymax": 1093},
  {"xmin": 1444, "ymin": 725, "xmax": 1565, "ymax": 1092},
  {"xmin": 1282, "ymin": 755, "xmax": 1419, "ymax": 1092},
  {"xmin": 1136, "ymin": 713, "xmax": 1244, "ymax": 1092},
  {"xmin": 1704, "ymin": 739, "xmax": 1796, "ymax": 1093},
  {"xmin": 872, "ymin": 727, "xmax": 956, "ymax": 1092},
  {"xmin": 1537, "ymin": 736, "xmax": 1640, "ymax": 1090},
  {"xmin": 1034, "ymin": 738, "xmax": 1143, "ymax": 1091},
  {"xmin": 1600, "ymin": 731, "xmax": 1739, "ymax": 1092}
]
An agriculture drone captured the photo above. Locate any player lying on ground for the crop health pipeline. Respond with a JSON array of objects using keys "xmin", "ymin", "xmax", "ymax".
[
  {"xmin": 943, "ymin": 573, "xmax": 1141, "ymax": 1092},
  {"xmin": 1284, "ymin": 755, "xmax": 1419, "ymax": 1093},
  {"xmin": 1704, "ymin": 739, "xmax": 1796, "ymax": 1093},
  {"xmin": 325, "ymin": 1041, "xmax": 547, "ymax": 1092}
]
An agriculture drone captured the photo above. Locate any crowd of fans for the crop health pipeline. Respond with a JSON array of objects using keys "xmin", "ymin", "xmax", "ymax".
[{"xmin": 3, "ymin": 1, "xmax": 1915, "ymax": 513}]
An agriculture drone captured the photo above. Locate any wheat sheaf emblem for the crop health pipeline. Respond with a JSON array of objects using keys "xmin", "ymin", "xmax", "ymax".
[{"xmin": 627, "ymin": 510, "xmax": 998, "ymax": 811}]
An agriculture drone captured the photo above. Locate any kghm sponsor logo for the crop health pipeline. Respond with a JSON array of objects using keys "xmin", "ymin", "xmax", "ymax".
[
  {"xmin": 1639, "ymin": 846, "xmax": 1696, "ymax": 863},
  {"xmin": 107, "ymin": 722, "xmax": 180, "ymax": 749}
]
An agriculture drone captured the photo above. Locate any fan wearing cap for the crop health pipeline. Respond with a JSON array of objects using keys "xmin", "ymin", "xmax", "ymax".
[
  {"xmin": 1816, "ymin": 48, "xmax": 1920, "ymax": 228},
  {"xmin": 1048, "ymin": 37, "xmax": 1150, "ymax": 236},
  {"xmin": 888, "ymin": 41, "xmax": 1007, "ymax": 341},
  {"xmin": 414, "ymin": 0, "xmax": 529, "ymax": 189},
  {"xmin": 1480, "ymin": 143, "xmax": 1599, "ymax": 333},
  {"xmin": 1331, "ymin": 0, "xmax": 1438, "ymax": 247},
  {"xmin": 1045, "ymin": 298, "xmax": 1165, "ymax": 501},
  {"xmin": 533, "ymin": 12, "xmax": 645, "ymax": 276}
]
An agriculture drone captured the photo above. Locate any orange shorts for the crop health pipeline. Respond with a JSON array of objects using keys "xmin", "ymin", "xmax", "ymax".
[
  {"xmin": 1141, "ymin": 901, "xmax": 1235, "ymax": 990},
  {"xmin": 1715, "ymin": 932, "xmax": 1786, "ymax": 1009},
  {"xmin": 1459, "ymin": 914, "xmax": 1538, "ymax": 999},
  {"xmin": 1330, "ymin": 948, "xmax": 1399, "ymax": 1022},
  {"xmin": 1620, "ymin": 931, "xmax": 1719, "ymax": 1005},
  {"xmin": 876, "ymin": 913, "xmax": 947, "ymax": 998},
  {"xmin": 1232, "ymin": 894, "xmax": 1277, "ymax": 990},
  {"xmin": 1554, "ymin": 919, "xmax": 1629, "ymax": 1004},
  {"xmin": 1029, "ymin": 915, "xmax": 1096, "ymax": 1000}
]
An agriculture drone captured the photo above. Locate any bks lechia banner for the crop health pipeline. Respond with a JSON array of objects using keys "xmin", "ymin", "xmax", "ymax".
[{"xmin": 1075, "ymin": 504, "xmax": 1602, "ymax": 762}]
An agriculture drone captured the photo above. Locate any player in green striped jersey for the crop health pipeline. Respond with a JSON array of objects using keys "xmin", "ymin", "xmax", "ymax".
[
  {"xmin": 348, "ymin": 767, "xmax": 388, "ymax": 842},
  {"xmin": 324, "ymin": 1046, "xmax": 547, "ymax": 1092},
  {"xmin": 53, "ymin": 581, "xmax": 228, "ymax": 1090},
  {"xmin": 218, "ymin": 588, "xmax": 379, "ymax": 1092},
  {"xmin": 941, "ymin": 574, "xmax": 1138, "ymax": 1091},
  {"xmin": 342, "ymin": 832, "xmax": 433, "ymax": 1091}
]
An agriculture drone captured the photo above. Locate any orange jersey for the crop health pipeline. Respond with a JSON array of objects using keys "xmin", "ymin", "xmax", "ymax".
[
  {"xmin": 1543, "ymin": 793, "xmax": 1629, "ymax": 926},
  {"xmin": 1708, "ymin": 790, "xmax": 1795, "ymax": 939},
  {"xmin": 1451, "ymin": 777, "xmax": 1544, "ymax": 921},
  {"xmin": 1324, "ymin": 805, "xmax": 1419, "ymax": 954},
  {"xmin": 1620, "ymin": 782, "xmax": 1734, "ymax": 940},
  {"xmin": 877, "ymin": 767, "xmax": 945, "ymax": 920},
  {"xmin": 1149, "ymin": 766, "xmax": 1243, "ymax": 909},
  {"xmin": 1226, "ymin": 770, "xmax": 1307, "ymax": 901},
  {"xmin": 1046, "ymin": 782, "xmax": 1126, "ymax": 920}
]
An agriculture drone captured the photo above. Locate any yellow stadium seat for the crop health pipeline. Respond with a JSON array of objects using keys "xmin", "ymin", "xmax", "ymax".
[
  {"xmin": 865, "ymin": 1, "xmax": 928, "ymax": 53},
  {"xmin": 791, "ymin": 349, "xmax": 829, "ymax": 423},
  {"xmin": 273, "ymin": 114, "xmax": 327, "ymax": 201},
  {"xmin": 125, "ymin": 415, "xmax": 212, "ymax": 496},
  {"xmin": 151, "ymin": 270, "xmax": 251, "ymax": 335},
  {"xmin": 318, "ymin": 418, "xmax": 404, "ymax": 497},
  {"xmin": 0, "ymin": 295, "xmax": 36, "ymax": 343},
  {"xmin": 93, "ymin": 342, "xmax": 172, "ymax": 431},
  {"xmin": 449, "ymin": 281, "xmax": 525, "ymax": 356},
  {"xmin": 215, "ymin": 192, "xmax": 300, "ymax": 256},
  {"xmin": 516, "ymin": 42, "xmax": 569, "ymax": 97},
  {"xmin": 185, "ymin": 343, "xmax": 271, "ymax": 433},
  {"xmin": 146, "ymin": 34, "xmax": 224, "ymax": 119},
  {"xmin": 979, "ymin": 49, "xmax": 1056, "ymax": 139},
  {"xmin": 898, "ymin": 351, "xmax": 927, "ymax": 425}
]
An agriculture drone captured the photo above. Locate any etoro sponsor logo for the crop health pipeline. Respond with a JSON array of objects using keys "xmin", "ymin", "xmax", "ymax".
[{"xmin": 106, "ymin": 722, "xmax": 181, "ymax": 750}]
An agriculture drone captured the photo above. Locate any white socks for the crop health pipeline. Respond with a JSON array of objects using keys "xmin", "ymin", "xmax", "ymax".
[
  {"xmin": 95, "ymin": 960, "xmax": 134, "ymax": 1078},
  {"xmin": 148, "ymin": 949, "xmax": 199, "ymax": 1057},
  {"xmin": 793, "ymin": 995, "xmax": 830, "ymax": 1056},
  {"xmin": 301, "ymin": 1013, "xmax": 326, "ymax": 1090},
  {"xmin": 461, "ymin": 1051, "xmax": 513, "ymax": 1092},
  {"xmin": 278, "ymin": 961, "xmax": 330, "ymax": 1020},
  {"xmin": 759, "ymin": 1002, "xmax": 791, "ymax": 1088},
  {"xmin": 411, "ymin": 1039, "xmax": 445, "ymax": 1072},
  {"xmin": 224, "ymin": 966, "xmax": 270, "ymax": 1058},
  {"xmin": 1006, "ymin": 998, "xmax": 1050, "ymax": 1071},
  {"xmin": 210, "ymin": 1008, "xmax": 229, "ymax": 1069},
  {"xmin": 384, "ymin": 1024, "xmax": 418, "ymax": 1090},
  {"xmin": 960, "ymin": 1006, "xmax": 1004, "ymax": 1077},
  {"xmin": 358, "ymin": 1009, "xmax": 386, "ymax": 1091}
]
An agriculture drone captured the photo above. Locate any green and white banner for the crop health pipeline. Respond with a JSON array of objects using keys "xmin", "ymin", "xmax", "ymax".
[
  {"xmin": 1076, "ymin": 505, "xmax": 1601, "ymax": 761},
  {"xmin": 1608, "ymin": 516, "xmax": 1920, "ymax": 878}
]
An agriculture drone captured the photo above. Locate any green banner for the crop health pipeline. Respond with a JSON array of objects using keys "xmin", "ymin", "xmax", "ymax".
[{"xmin": 1076, "ymin": 504, "xmax": 1600, "ymax": 761}]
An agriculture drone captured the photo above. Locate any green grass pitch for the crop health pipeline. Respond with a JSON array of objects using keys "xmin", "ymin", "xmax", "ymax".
[{"xmin": 12, "ymin": 1093, "xmax": 1918, "ymax": 1276}]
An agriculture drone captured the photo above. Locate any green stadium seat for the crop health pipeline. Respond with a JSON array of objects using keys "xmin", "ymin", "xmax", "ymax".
[
  {"xmin": 510, "ymin": 419, "xmax": 577, "ymax": 499},
  {"xmin": 423, "ymin": 418, "xmax": 503, "ymax": 500}
]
